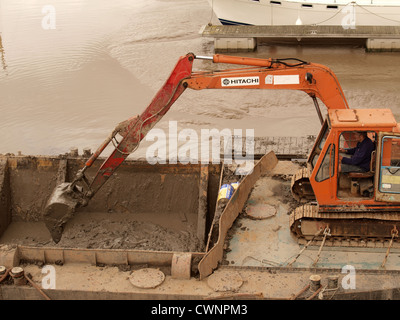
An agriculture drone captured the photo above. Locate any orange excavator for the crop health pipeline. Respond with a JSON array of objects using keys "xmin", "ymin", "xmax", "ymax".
[{"xmin": 44, "ymin": 52, "xmax": 400, "ymax": 246}]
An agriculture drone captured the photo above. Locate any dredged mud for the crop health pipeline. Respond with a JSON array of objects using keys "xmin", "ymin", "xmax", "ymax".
[
  {"xmin": 0, "ymin": 212, "xmax": 203, "ymax": 252},
  {"xmin": 0, "ymin": 158, "xmax": 221, "ymax": 253}
]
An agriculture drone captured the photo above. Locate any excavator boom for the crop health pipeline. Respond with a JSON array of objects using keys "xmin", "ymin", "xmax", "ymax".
[
  {"xmin": 192, "ymin": 54, "xmax": 348, "ymax": 112},
  {"xmin": 44, "ymin": 52, "xmax": 349, "ymax": 243},
  {"xmin": 44, "ymin": 53, "xmax": 195, "ymax": 242},
  {"xmin": 89, "ymin": 54, "xmax": 194, "ymax": 195}
]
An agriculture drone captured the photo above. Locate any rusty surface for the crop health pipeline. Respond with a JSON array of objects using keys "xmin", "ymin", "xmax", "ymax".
[
  {"xmin": 24, "ymin": 273, "xmax": 51, "ymax": 300},
  {"xmin": 198, "ymin": 151, "xmax": 278, "ymax": 279},
  {"xmin": 197, "ymin": 165, "xmax": 209, "ymax": 243},
  {"xmin": 0, "ymin": 158, "xmax": 11, "ymax": 237}
]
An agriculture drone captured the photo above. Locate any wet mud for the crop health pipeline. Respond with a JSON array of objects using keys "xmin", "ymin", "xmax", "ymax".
[
  {"xmin": 0, "ymin": 157, "xmax": 221, "ymax": 253},
  {"xmin": 1, "ymin": 213, "xmax": 203, "ymax": 252}
]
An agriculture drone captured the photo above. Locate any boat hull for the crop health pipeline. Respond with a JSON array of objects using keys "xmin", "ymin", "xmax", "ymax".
[{"xmin": 209, "ymin": 0, "xmax": 400, "ymax": 26}]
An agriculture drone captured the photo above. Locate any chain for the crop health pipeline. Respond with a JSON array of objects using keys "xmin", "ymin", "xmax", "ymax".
[
  {"xmin": 313, "ymin": 227, "xmax": 331, "ymax": 267},
  {"xmin": 381, "ymin": 226, "xmax": 399, "ymax": 268},
  {"xmin": 287, "ymin": 227, "xmax": 324, "ymax": 267}
]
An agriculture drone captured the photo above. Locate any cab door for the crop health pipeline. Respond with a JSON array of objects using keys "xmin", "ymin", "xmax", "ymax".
[
  {"xmin": 375, "ymin": 132, "xmax": 400, "ymax": 202},
  {"xmin": 309, "ymin": 133, "xmax": 336, "ymax": 204}
]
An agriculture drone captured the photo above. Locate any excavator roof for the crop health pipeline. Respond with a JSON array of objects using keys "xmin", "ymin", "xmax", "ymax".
[{"xmin": 328, "ymin": 109, "xmax": 397, "ymax": 130}]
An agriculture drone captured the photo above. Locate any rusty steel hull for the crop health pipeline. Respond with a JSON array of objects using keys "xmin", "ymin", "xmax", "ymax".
[
  {"xmin": 0, "ymin": 155, "xmax": 223, "ymax": 271},
  {"xmin": 0, "ymin": 152, "xmax": 278, "ymax": 278},
  {"xmin": 2, "ymin": 151, "xmax": 400, "ymax": 300}
]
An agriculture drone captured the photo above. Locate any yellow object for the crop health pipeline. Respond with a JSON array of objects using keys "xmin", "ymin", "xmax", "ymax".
[
  {"xmin": 217, "ymin": 184, "xmax": 234, "ymax": 202},
  {"xmin": 231, "ymin": 182, "xmax": 240, "ymax": 190}
]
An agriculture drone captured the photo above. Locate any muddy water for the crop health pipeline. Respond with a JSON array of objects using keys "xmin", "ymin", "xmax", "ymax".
[{"xmin": 0, "ymin": 0, "xmax": 400, "ymax": 158}]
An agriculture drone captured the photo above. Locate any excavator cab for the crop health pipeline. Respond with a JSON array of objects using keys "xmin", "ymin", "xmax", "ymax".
[
  {"xmin": 290, "ymin": 108, "xmax": 400, "ymax": 242},
  {"xmin": 299, "ymin": 108, "xmax": 398, "ymax": 206}
]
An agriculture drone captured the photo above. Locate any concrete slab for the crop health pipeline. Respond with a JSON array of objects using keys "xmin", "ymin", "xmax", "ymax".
[{"xmin": 203, "ymin": 25, "xmax": 400, "ymax": 52}]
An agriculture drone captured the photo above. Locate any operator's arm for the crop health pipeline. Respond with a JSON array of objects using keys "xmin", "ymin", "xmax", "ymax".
[
  {"xmin": 341, "ymin": 140, "xmax": 374, "ymax": 166},
  {"xmin": 341, "ymin": 147, "xmax": 356, "ymax": 155}
]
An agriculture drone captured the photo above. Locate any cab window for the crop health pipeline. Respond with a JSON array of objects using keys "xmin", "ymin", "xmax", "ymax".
[
  {"xmin": 379, "ymin": 136, "xmax": 400, "ymax": 193},
  {"xmin": 315, "ymin": 144, "xmax": 335, "ymax": 182},
  {"xmin": 310, "ymin": 121, "xmax": 330, "ymax": 169},
  {"xmin": 339, "ymin": 131, "xmax": 376, "ymax": 150}
]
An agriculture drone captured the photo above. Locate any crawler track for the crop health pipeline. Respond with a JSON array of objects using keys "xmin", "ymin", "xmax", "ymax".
[
  {"xmin": 289, "ymin": 204, "xmax": 400, "ymax": 248},
  {"xmin": 291, "ymin": 168, "xmax": 315, "ymax": 202}
]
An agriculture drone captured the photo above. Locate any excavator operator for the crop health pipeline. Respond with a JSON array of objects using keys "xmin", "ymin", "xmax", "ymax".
[{"xmin": 339, "ymin": 131, "xmax": 375, "ymax": 173}]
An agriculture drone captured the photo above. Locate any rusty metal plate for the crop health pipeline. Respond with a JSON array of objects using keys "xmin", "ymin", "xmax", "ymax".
[
  {"xmin": 198, "ymin": 151, "xmax": 278, "ymax": 280},
  {"xmin": 129, "ymin": 268, "xmax": 165, "ymax": 289}
]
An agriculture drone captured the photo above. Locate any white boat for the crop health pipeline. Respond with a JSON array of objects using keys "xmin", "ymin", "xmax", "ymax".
[{"xmin": 208, "ymin": 0, "xmax": 400, "ymax": 27}]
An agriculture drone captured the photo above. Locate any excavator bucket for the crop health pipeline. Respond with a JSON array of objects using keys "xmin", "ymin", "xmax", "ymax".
[{"xmin": 43, "ymin": 182, "xmax": 81, "ymax": 243}]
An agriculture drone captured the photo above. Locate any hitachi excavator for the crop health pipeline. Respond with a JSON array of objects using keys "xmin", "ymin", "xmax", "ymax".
[{"xmin": 44, "ymin": 52, "xmax": 400, "ymax": 247}]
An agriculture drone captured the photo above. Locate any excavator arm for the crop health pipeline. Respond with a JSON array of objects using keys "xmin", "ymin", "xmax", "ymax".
[
  {"xmin": 188, "ymin": 54, "xmax": 348, "ymax": 112},
  {"xmin": 44, "ymin": 52, "xmax": 349, "ymax": 243}
]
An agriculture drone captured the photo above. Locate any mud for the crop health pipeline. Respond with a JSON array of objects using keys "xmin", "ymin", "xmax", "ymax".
[
  {"xmin": 0, "ymin": 211, "xmax": 203, "ymax": 252},
  {"xmin": 6, "ymin": 157, "xmax": 205, "ymax": 222},
  {"xmin": 270, "ymin": 177, "xmax": 299, "ymax": 212},
  {"xmin": 0, "ymin": 157, "xmax": 222, "ymax": 253}
]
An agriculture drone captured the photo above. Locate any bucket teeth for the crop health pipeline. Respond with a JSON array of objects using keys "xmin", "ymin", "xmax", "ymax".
[{"xmin": 44, "ymin": 220, "xmax": 65, "ymax": 244}]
